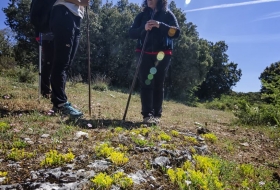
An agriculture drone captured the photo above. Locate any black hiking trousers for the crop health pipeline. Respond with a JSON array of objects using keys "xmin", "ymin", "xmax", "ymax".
[
  {"xmin": 41, "ymin": 40, "xmax": 54, "ymax": 97},
  {"xmin": 137, "ymin": 52, "xmax": 171, "ymax": 118},
  {"xmin": 49, "ymin": 5, "xmax": 81, "ymax": 107}
]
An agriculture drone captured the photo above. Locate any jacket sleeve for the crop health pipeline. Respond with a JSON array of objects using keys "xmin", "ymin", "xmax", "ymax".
[
  {"xmin": 129, "ymin": 12, "xmax": 146, "ymax": 39},
  {"xmin": 159, "ymin": 11, "xmax": 180, "ymax": 39}
]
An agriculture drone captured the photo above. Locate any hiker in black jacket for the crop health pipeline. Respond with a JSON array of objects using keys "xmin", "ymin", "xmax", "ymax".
[{"xmin": 129, "ymin": 0, "xmax": 180, "ymax": 124}]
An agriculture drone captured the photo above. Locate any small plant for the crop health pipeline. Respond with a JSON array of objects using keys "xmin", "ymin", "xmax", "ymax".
[
  {"xmin": 94, "ymin": 143, "xmax": 129, "ymax": 166},
  {"xmin": 132, "ymin": 137, "xmax": 149, "ymax": 147},
  {"xmin": 184, "ymin": 136, "xmax": 198, "ymax": 144},
  {"xmin": 144, "ymin": 160, "xmax": 151, "ymax": 169},
  {"xmin": 201, "ymin": 133, "xmax": 218, "ymax": 143},
  {"xmin": 167, "ymin": 168, "xmax": 187, "ymax": 189},
  {"xmin": 189, "ymin": 146, "xmax": 196, "ymax": 154},
  {"xmin": 224, "ymin": 141, "xmax": 234, "ymax": 153},
  {"xmin": 193, "ymin": 155, "xmax": 221, "ymax": 175},
  {"xmin": 92, "ymin": 74, "xmax": 110, "ymax": 91},
  {"xmin": 91, "ymin": 172, "xmax": 134, "ymax": 190},
  {"xmin": 171, "ymin": 130, "xmax": 179, "ymax": 137},
  {"xmin": 0, "ymin": 171, "xmax": 7, "ymax": 177},
  {"xmin": 182, "ymin": 160, "xmax": 193, "ymax": 171},
  {"xmin": 0, "ymin": 171, "xmax": 8, "ymax": 184},
  {"xmin": 12, "ymin": 139, "xmax": 27, "ymax": 149},
  {"xmin": 40, "ymin": 149, "xmax": 75, "ymax": 167},
  {"xmin": 158, "ymin": 132, "xmax": 171, "ymax": 141},
  {"xmin": 241, "ymin": 178, "xmax": 249, "ymax": 189},
  {"xmin": 95, "ymin": 143, "xmax": 114, "ymax": 158},
  {"xmin": 187, "ymin": 169, "xmax": 209, "ymax": 189},
  {"xmin": 7, "ymin": 148, "xmax": 34, "ymax": 161},
  {"xmin": 161, "ymin": 143, "xmax": 176, "ymax": 150},
  {"xmin": 112, "ymin": 172, "xmax": 134, "ymax": 189},
  {"xmin": 0, "ymin": 122, "xmax": 10, "ymax": 132},
  {"xmin": 114, "ymin": 127, "xmax": 124, "ymax": 133},
  {"xmin": 109, "ymin": 151, "xmax": 129, "ymax": 166},
  {"xmin": 139, "ymin": 127, "xmax": 151, "ymax": 136},
  {"xmin": 91, "ymin": 172, "xmax": 113, "ymax": 189},
  {"xmin": 238, "ymin": 163, "xmax": 255, "ymax": 178},
  {"xmin": 118, "ymin": 144, "xmax": 128, "ymax": 152}
]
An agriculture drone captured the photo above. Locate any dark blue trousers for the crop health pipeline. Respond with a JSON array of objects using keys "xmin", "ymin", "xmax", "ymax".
[
  {"xmin": 137, "ymin": 53, "xmax": 171, "ymax": 118},
  {"xmin": 49, "ymin": 5, "xmax": 81, "ymax": 107}
]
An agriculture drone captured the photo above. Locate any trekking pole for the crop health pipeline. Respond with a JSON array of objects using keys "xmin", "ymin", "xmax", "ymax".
[
  {"xmin": 86, "ymin": 6, "xmax": 92, "ymax": 117},
  {"xmin": 38, "ymin": 32, "xmax": 42, "ymax": 103},
  {"xmin": 122, "ymin": 9, "xmax": 156, "ymax": 121}
]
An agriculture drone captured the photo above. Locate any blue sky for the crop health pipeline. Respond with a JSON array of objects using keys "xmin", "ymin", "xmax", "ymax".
[{"xmin": 1, "ymin": 0, "xmax": 279, "ymax": 92}]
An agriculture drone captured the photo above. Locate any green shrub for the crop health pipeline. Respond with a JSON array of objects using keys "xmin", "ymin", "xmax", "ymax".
[
  {"xmin": 0, "ymin": 56, "xmax": 16, "ymax": 70},
  {"xmin": 92, "ymin": 74, "xmax": 110, "ymax": 91},
  {"xmin": 17, "ymin": 64, "xmax": 37, "ymax": 83},
  {"xmin": 4, "ymin": 64, "xmax": 37, "ymax": 83},
  {"xmin": 234, "ymin": 100, "xmax": 280, "ymax": 126}
]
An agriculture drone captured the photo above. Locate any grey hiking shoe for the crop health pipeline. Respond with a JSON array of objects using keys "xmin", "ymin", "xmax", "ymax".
[
  {"xmin": 154, "ymin": 117, "xmax": 161, "ymax": 124},
  {"xmin": 53, "ymin": 102, "xmax": 83, "ymax": 118},
  {"xmin": 143, "ymin": 116, "xmax": 157, "ymax": 124}
]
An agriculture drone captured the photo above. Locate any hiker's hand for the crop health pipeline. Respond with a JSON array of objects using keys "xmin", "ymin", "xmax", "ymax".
[
  {"xmin": 147, "ymin": 20, "xmax": 160, "ymax": 28},
  {"xmin": 145, "ymin": 23, "xmax": 153, "ymax": 31}
]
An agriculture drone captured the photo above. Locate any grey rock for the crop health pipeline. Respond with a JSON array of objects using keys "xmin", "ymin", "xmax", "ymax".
[
  {"xmin": 41, "ymin": 134, "xmax": 50, "ymax": 138},
  {"xmin": 76, "ymin": 154, "xmax": 89, "ymax": 162},
  {"xmin": 74, "ymin": 131, "xmax": 89, "ymax": 139},
  {"xmin": 128, "ymin": 170, "xmax": 147, "ymax": 184},
  {"xmin": 135, "ymin": 147, "xmax": 151, "ymax": 152},
  {"xmin": 27, "ymin": 140, "xmax": 34, "ymax": 145},
  {"xmin": 153, "ymin": 156, "xmax": 170, "ymax": 167},
  {"xmin": 87, "ymin": 160, "xmax": 111, "ymax": 171},
  {"xmin": 194, "ymin": 145, "xmax": 209, "ymax": 155}
]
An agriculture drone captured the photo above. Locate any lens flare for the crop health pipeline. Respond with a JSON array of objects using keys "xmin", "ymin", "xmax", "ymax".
[
  {"xmin": 155, "ymin": 61, "xmax": 159, "ymax": 66},
  {"xmin": 157, "ymin": 51, "xmax": 165, "ymax": 61},
  {"xmin": 145, "ymin": 79, "xmax": 151, "ymax": 85},
  {"xmin": 150, "ymin": 67, "xmax": 157, "ymax": 74},
  {"xmin": 148, "ymin": 74, "xmax": 154, "ymax": 80},
  {"xmin": 168, "ymin": 28, "xmax": 176, "ymax": 37}
]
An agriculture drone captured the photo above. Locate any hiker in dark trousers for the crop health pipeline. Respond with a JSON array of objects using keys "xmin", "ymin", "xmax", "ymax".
[
  {"xmin": 49, "ymin": 0, "xmax": 89, "ymax": 117},
  {"xmin": 35, "ymin": 32, "xmax": 54, "ymax": 99},
  {"xmin": 129, "ymin": 0, "xmax": 180, "ymax": 124}
]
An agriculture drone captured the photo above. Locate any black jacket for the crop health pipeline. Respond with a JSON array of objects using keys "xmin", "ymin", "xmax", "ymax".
[{"xmin": 129, "ymin": 7, "xmax": 180, "ymax": 52}]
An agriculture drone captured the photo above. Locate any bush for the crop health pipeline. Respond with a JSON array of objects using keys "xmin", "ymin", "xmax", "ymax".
[
  {"xmin": 204, "ymin": 95, "xmax": 240, "ymax": 111},
  {"xmin": 3, "ymin": 64, "xmax": 37, "ymax": 83},
  {"xmin": 233, "ymin": 100, "xmax": 280, "ymax": 126},
  {"xmin": 92, "ymin": 74, "xmax": 110, "ymax": 91},
  {"xmin": 16, "ymin": 64, "xmax": 37, "ymax": 83},
  {"xmin": 0, "ymin": 56, "xmax": 16, "ymax": 70}
]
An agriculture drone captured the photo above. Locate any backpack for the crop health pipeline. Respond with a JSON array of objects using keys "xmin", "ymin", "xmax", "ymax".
[{"xmin": 30, "ymin": 0, "xmax": 57, "ymax": 33}]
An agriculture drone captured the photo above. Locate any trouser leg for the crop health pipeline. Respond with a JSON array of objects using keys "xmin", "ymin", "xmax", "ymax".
[
  {"xmin": 49, "ymin": 5, "xmax": 81, "ymax": 107},
  {"xmin": 41, "ymin": 40, "xmax": 54, "ymax": 96},
  {"xmin": 153, "ymin": 55, "xmax": 171, "ymax": 117},
  {"xmin": 138, "ymin": 53, "xmax": 155, "ymax": 118}
]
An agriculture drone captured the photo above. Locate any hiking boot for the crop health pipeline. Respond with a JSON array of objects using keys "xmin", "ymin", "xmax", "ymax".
[
  {"xmin": 154, "ymin": 117, "xmax": 161, "ymax": 124},
  {"xmin": 143, "ymin": 116, "xmax": 157, "ymax": 124},
  {"xmin": 52, "ymin": 102, "xmax": 83, "ymax": 118}
]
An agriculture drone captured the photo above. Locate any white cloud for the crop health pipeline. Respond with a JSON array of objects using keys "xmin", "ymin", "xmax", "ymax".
[
  {"xmin": 212, "ymin": 34, "xmax": 280, "ymax": 43},
  {"xmin": 185, "ymin": 0, "xmax": 280, "ymax": 12},
  {"xmin": 254, "ymin": 11, "xmax": 280, "ymax": 21}
]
